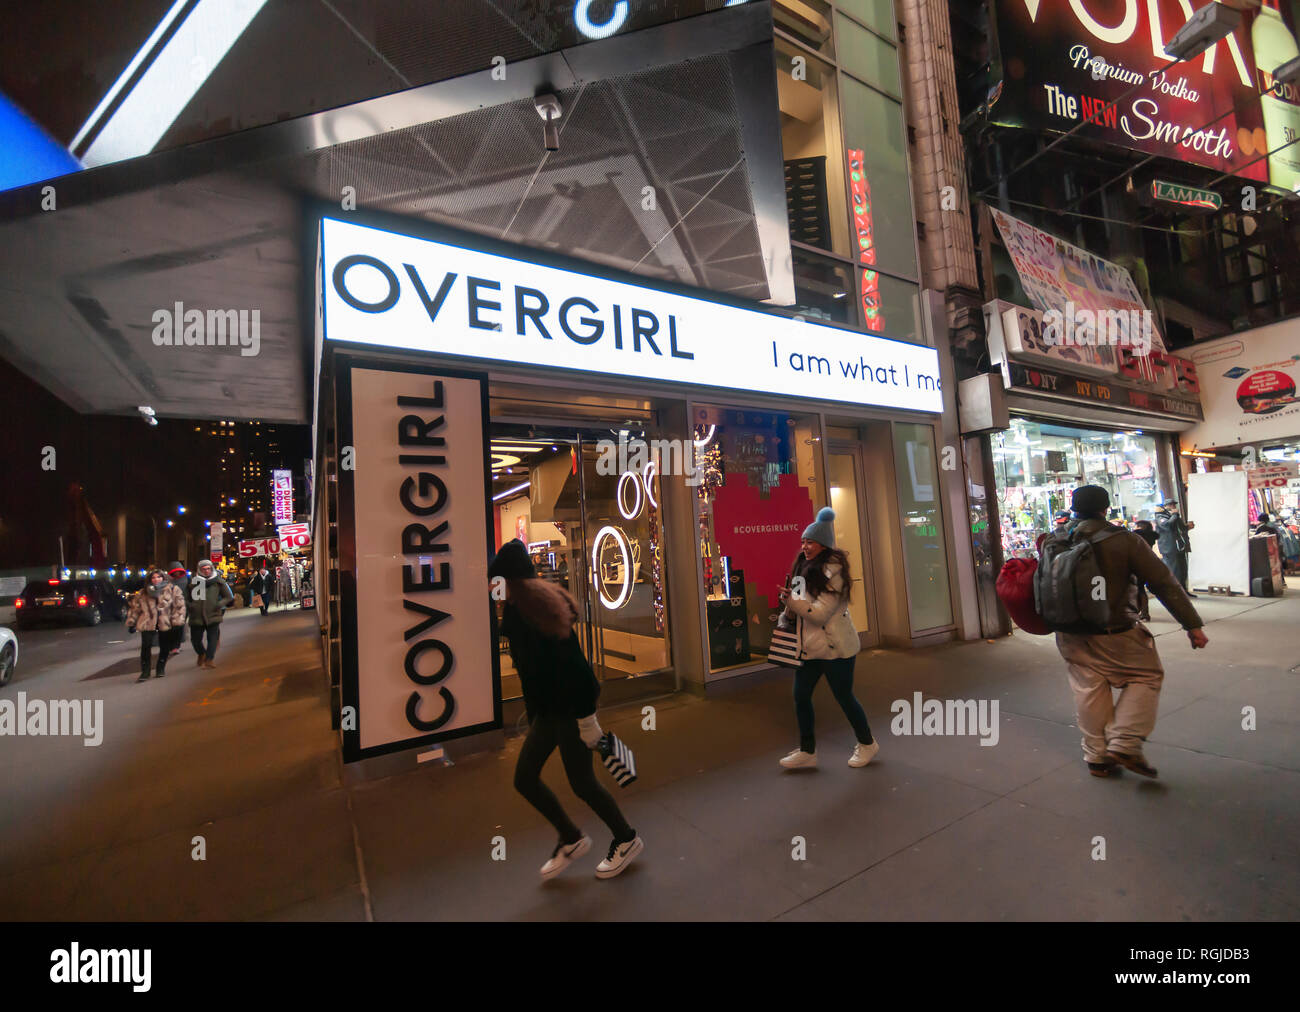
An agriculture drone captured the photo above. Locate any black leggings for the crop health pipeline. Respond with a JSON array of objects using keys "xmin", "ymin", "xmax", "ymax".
[
  {"xmin": 794, "ymin": 656, "xmax": 874, "ymax": 754},
  {"xmin": 514, "ymin": 714, "xmax": 633, "ymax": 844},
  {"xmin": 139, "ymin": 630, "xmax": 167, "ymax": 675}
]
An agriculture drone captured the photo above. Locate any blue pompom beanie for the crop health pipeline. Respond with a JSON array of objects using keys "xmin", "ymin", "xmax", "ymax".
[{"xmin": 803, "ymin": 507, "xmax": 836, "ymax": 549}]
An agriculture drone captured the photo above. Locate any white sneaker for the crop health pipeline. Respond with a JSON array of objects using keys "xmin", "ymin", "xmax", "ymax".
[
  {"xmin": 595, "ymin": 835, "xmax": 643, "ymax": 879},
  {"xmin": 780, "ymin": 749, "xmax": 818, "ymax": 770},
  {"xmin": 540, "ymin": 836, "xmax": 591, "ymax": 880},
  {"xmin": 848, "ymin": 741, "xmax": 879, "ymax": 767}
]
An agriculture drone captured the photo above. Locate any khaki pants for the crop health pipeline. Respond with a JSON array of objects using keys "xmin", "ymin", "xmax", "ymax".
[{"xmin": 1056, "ymin": 625, "xmax": 1165, "ymax": 763}]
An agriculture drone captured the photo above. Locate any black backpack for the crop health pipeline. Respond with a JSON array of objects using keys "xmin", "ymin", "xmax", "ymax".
[{"xmin": 1034, "ymin": 525, "xmax": 1124, "ymax": 633}]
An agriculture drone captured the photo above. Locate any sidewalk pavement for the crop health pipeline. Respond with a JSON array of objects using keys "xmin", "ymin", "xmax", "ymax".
[{"xmin": 1, "ymin": 594, "xmax": 1297, "ymax": 921}]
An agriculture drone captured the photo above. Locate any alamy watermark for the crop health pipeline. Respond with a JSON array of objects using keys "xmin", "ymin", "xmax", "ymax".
[
  {"xmin": 0, "ymin": 693, "xmax": 103, "ymax": 747},
  {"xmin": 891, "ymin": 692, "xmax": 999, "ymax": 746},
  {"xmin": 595, "ymin": 433, "xmax": 704, "ymax": 486},
  {"xmin": 151, "ymin": 301, "xmax": 260, "ymax": 356},
  {"xmin": 1041, "ymin": 302, "xmax": 1153, "ymax": 357},
  {"xmin": 50, "ymin": 943, "xmax": 150, "ymax": 991}
]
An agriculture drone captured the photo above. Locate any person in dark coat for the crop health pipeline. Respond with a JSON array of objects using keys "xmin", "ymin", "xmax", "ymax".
[
  {"xmin": 490, "ymin": 539, "xmax": 643, "ymax": 882},
  {"xmin": 1051, "ymin": 486, "xmax": 1207, "ymax": 779},
  {"xmin": 187, "ymin": 559, "xmax": 234, "ymax": 668},
  {"xmin": 1154, "ymin": 500, "xmax": 1197, "ymax": 597},
  {"xmin": 1255, "ymin": 513, "xmax": 1281, "ymax": 537},
  {"xmin": 249, "ymin": 563, "xmax": 273, "ymax": 615},
  {"xmin": 1131, "ymin": 522, "xmax": 1158, "ymax": 620}
]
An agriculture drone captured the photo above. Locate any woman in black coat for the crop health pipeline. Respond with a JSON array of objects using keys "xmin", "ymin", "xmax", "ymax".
[{"xmin": 490, "ymin": 539, "xmax": 643, "ymax": 881}]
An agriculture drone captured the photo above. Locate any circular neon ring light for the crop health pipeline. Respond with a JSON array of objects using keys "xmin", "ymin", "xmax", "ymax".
[
  {"xmin": 592, "ymin": 526, "xmax": 634, "ymax": 610},
  {"xmin": 693, "ymin": 424, "xmax": 716, "ymax": 449},
  {"xmin": 617, "ymin": 470, "xmax": 644, "ymax": 520},
  {"xmin": 642, "ymin": 460, "xmax": 659, "ymax": 509}
]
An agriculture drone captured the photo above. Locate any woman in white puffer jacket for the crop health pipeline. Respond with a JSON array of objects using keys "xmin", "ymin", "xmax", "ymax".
[{"xmin": 777, "ymin": 507, "xmax": 878, "ymax": 770}]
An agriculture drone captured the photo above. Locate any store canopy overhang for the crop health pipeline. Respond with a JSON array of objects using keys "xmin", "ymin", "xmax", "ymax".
[{"xmin": 0, "ymin": 1, "xmax": 791, "ymax": 425}]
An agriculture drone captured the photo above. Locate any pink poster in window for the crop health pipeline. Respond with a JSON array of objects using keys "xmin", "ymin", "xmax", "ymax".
[{"xmin": 710, "ymin": 472, "xmax": 815, "ymax": 613}]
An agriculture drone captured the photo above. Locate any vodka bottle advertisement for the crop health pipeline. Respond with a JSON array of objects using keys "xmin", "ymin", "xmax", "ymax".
[{"xmin": 1254, "ymin": 0, "xmax": 1300, "ymax": 193}]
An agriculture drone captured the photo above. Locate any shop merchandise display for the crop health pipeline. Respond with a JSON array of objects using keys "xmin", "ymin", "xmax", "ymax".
[{"xmin": 994, "ymin": 420, "xmax": 1165, "ymax": 559}]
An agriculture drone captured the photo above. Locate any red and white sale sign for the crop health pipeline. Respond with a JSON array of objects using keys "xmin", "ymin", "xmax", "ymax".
[
  {"xmin": 1248, "ymin": 463, "xmax": 1299, "ymax": 489},
  {"xmin": 278, "ymin": 522, "xmax": 312, "ymax": 551},
  {"xmin": 239, "ymin": 537, "xmax": 280, "ymax": 558},
  {"xmin": 240, "ymin": 524, "xmax": 311, "ymax": 558}
]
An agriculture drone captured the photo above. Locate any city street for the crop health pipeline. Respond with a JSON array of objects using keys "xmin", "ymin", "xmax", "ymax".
[{"xmin": 2, "ymin": 593, "xmax": 1296, "ymax": 921}]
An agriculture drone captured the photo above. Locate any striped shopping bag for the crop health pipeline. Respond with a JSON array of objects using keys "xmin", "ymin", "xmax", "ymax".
[
  {"xmin": 598, "ymin": 732, "xmax": 637, "ymax": 787},
  {"xmin": 767, "ymin": 618, "xmax": 803, "ymax": 668}
]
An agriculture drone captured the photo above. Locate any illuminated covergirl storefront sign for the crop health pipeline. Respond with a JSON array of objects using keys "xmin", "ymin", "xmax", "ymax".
[{"xmin": 318, "ymin": 216, "xmax": 944, "ymax": 415}]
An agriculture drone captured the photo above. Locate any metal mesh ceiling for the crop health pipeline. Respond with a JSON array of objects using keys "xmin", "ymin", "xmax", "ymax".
[{"xmin": 286, "ymin": 56, "xmax": 768, "ymax": 299}]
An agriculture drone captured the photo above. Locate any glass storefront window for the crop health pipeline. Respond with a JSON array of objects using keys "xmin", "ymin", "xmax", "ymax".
[
  {"xmin": 858, "ymin": 266, "xmax": 919, "ymax": 341},
  {"xmin": 836, "ymin": 0, "xmax": 896, "ymax": 42},
  {"xmin": 841, "ymin": 75, "xmax": 918, "ymax": 283},
  {"xmin": 793, "ymin": 246, "xmax": 855, "ymax": 324},
  {"xmin": 993, "ymin": 419, "xmax": 1166, "ymax": 558},
  {"xmin": 835, "ymin": 10, "xmax": 901, "ymax": 96},
  {"xmin": 892, "ymin": 421, "xmax": 954, "ymax": 630},
  {"xmin": 491, "ymin": 424, "xmax": 671, "ymax": 702},
  {"xmin": 776, "ymin": 38, "xmax": 850, "ymax": 258},
  {"xmin": 774, "ymin": 0, "xmax": 835, "ymax": 58},
  {"xmin": 693, "ymin": 404, "xmax": 823, "ymax": 670}
]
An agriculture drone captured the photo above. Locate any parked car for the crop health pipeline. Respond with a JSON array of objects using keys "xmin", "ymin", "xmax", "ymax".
[
  {"xmin": 13, "ymin": 578, "xmax": 127, "ymax": 628},
  {"xmin": 0, "ymin": 627, "xmax": 16, "ymax": 687}
]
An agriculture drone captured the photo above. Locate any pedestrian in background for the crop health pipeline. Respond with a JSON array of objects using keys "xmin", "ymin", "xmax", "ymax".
[
  {"xmin": 1131, "ymin": 521, "xmax": 1158, "ymax": 621},
  {"xmin": 126, "ymin": 568, "xmax": 186, "ymax": 683},
  {"xmin": 1255, "ymin": 512, "xmax": 1281, "ymax": 538},
  {"xmin": 1154, "ymin": 499, "xmax": 1196, "ymax": 597},
  {"xmin": 1048, "ymin": 486, "xmax": 1207, "ymax": 779},
  {"xmin": 777, "ymin": 507, "xmax": 876, "ymax": 771},
  {"xmin": 188, "ymin": 559, "xmax": 234, "ymax": 668},
  {"xmin": 490, "ymin": 538, "xmax": 643, "ymax": 882},
  {"xmin": 250, "ymin": 563, "xmax": 273, "ymax": 616},
  {"xmin": 163, "ymin": 562, "xmax": 188, "ymax": 658}
]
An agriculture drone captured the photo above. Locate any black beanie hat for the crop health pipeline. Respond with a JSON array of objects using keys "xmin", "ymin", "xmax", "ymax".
[
  {"xmin": 489, "ymin": 539, "xmax": 535, "ymax": 580},
  {"xmin": 1071, "ymin": 484, "xmax": 1111, "ymax": 517}
]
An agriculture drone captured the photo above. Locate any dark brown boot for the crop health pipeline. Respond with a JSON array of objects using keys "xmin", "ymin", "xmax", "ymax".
[{"xmin": 1106, "ymin": 750, "xmax": 1158, "ymax": 778}]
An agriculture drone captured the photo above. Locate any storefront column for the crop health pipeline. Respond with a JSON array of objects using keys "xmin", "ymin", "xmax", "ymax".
[
  {"xmin": 659, "ymin": 398, "xmax": 708, "ymax": 695},
  {"xmin": 926, "ymin": 289, "xmax": 980, "ymax": 640}
]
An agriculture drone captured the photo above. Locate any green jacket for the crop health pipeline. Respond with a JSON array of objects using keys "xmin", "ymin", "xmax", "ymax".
[{"xmin": 187, "ymin": 575, "xmax": 235, "ymax": 626}]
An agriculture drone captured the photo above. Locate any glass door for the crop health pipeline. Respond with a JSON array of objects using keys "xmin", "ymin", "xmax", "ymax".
[
  {"xmin": 827, "ymin": 443, "xmax": 879, "ymax": 649},
  {"xmin": 491, "ymin": 422, "xmax": 670, "ymax": 701}
]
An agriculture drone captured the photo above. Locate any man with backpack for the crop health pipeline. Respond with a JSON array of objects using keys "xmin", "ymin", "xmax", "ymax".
[{"xmin": 1036, "ymin": 485, "xmax": 1208, "ymax": 779}]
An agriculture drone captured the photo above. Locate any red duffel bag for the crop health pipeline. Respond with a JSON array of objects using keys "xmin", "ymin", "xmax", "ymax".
[{"xmin": 995, "ymin": 557, "xmax": 1052, "ymax": 635}]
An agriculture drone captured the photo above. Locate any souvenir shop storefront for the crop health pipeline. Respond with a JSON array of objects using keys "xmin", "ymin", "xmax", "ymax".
[
  {"xmin": 995, "ymin": 418, "xmax": 1175, "ymax": 559},
  {"xmin": 981, "ymin": 299, "xmax": 1205, "ymax": 560},
  {"xmin": 310, "ymin": 211, "xmax": 965, "ymax": 765}
]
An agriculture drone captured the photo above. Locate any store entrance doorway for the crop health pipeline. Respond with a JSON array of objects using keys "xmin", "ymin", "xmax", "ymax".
[
  {"xmin": 490, "ymin": 422, "xmax": 671, "ymax": 704},
  {"xmin": 827, "ymin": 442, "xmax": 881, "ymax": 650}
]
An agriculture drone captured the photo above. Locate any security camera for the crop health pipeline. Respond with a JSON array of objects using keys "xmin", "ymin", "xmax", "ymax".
[
  {"xmin": 535, "ymin": 93, "xmax": 562, "ymax": 152},
  {"xmin": 1275, "ymin": 56, "xmax": 1300, "ymax": 89},
  {"xmin": 1164, "ymin": 3, "xmax": 1241, "ymax": 61}
]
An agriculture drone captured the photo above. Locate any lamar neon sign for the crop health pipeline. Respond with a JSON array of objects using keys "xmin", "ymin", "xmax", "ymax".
[{"xmin": 1151, "ymin": 179, "xmax": 1222, "ymax": 210}]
